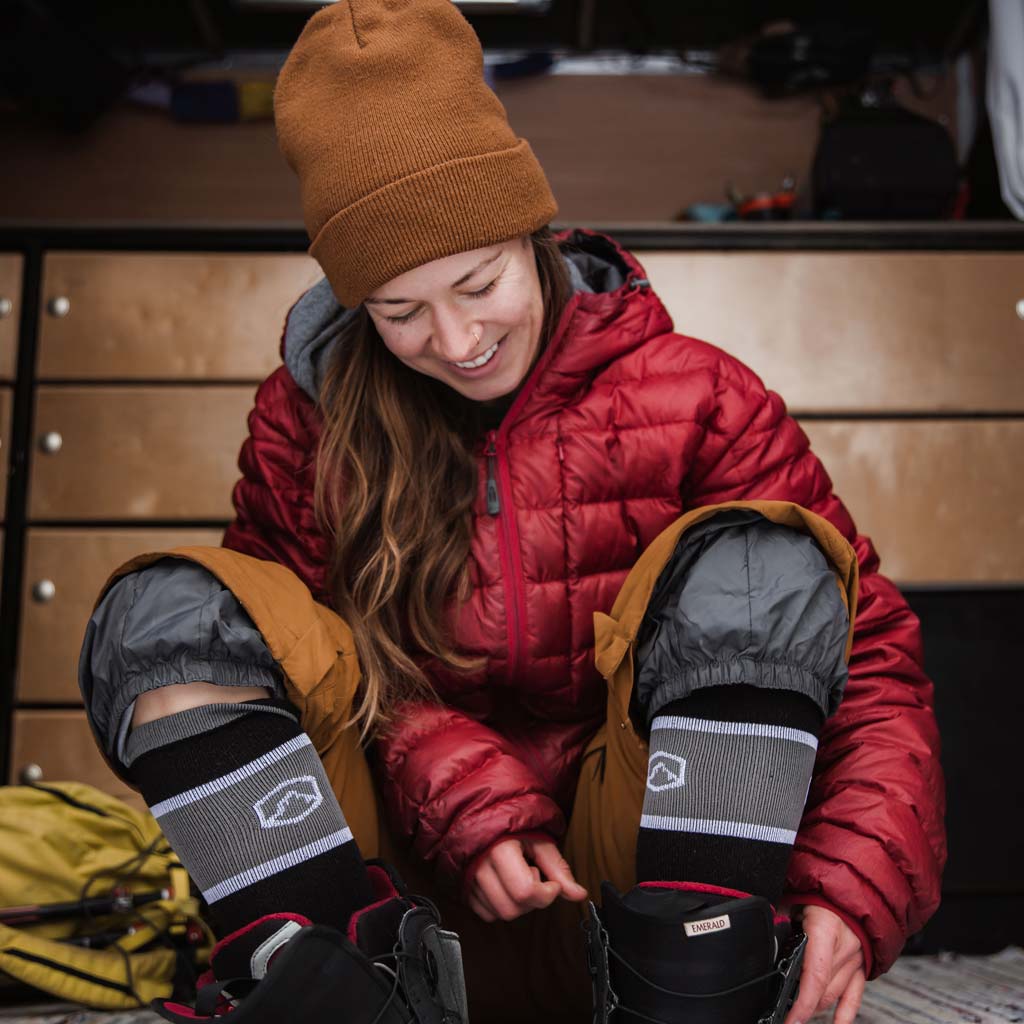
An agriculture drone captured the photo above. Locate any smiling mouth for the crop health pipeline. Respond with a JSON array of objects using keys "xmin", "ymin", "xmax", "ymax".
[{"xmin": 453, "ymin": 337, "xmax": 501, "ymax": 369}]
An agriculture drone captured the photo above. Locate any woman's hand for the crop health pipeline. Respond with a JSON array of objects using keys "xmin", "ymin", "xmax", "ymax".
[
  {"xmin": 467, "ymin": 836, "xmax": 588, "ymax": 922},
  {"xmin": 784, "ymin": 905, "xmax": 866, "ymax": 1024}
]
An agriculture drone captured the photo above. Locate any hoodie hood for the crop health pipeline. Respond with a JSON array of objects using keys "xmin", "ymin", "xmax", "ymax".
[{"xmin": 282, "ymin": 229, "xmax": 631, "ymax": 402}]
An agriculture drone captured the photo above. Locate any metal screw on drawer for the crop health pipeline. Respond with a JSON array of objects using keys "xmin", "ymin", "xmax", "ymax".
[
  {"xmin": 19, "ymin": 764, "xmax": 44, "ymax": 784},
  {"xmin": 32, "ymin": 579, "xmax": 57, "ymax": 603},
  {"xmin": 0, "ymin": 297, "xmax": 12, "ymax": 318},
  {"xmin": 39, "ymin": 431, "xmax": 63, "ymax": 454},
  {"xmin": 47, "ymin": 296, "xmax": 71, "ymax": 318},
  {"xmin": 1016, "ymin": 299, "xmax": 1024, "ymax": 321}
]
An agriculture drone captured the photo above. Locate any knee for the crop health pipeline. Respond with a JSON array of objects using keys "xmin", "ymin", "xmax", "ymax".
[
  {"xmin": 79, "ymin": 559, "xmax": 284, "ymax": 770},
  {"xmin": 633, "ymin": 509, "xmax": 850, "ymax": 728}
]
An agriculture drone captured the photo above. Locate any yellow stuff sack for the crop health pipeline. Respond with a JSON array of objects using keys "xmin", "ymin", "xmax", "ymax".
[{"xmin": 0, "ymin": 781, "xmax": 210, "ymax": 1009}]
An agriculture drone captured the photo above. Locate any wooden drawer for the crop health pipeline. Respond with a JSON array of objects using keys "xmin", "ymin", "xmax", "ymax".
[
  {"xmin": 0, "ymin": 253, "xmax": 21, "ymax": 380},
  {"xmin": 17, "ymin": 528, "xmax": 226, "ymax": 704},
  {"xmin": 29, "ymin": 386, "xmax": 253, "ymax": 520},
  {"xmin": 803, "ymin": 419, "xmax": 1024, "ymax": 585},
  {"xmin": 37, "ymin": 252, "xmax": 323, "ymax": 380},
  {"xmin": 9, "ymin": 710, "xmax": 144, "ymax": 812},
  {"xmin": 644, "ymin": 252, "xmax": 1024, "ymax": 414},
  {"xmin": 0, "ymin": 386, "xmax": 10, "ymax": 517}
]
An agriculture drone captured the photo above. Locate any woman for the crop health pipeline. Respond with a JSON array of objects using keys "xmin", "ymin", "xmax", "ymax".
[{"xmin": 79, "ymin": 2, "xmax": 945, "ymax": 1022}]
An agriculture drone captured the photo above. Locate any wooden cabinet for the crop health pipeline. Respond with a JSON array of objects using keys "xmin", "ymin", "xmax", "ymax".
[
  {"xmin": 29, "ymin": 386, "xmax": 254, "ymax": 520},
  {"xmin": 644, "ymin": 251, "xmax": 1024, "ymax": 413},
  {"xmin": 8, "ymin": 711, "xmax": 144, "ymax": 812},
  {"xmin": 17, "ymin": 528, "xmax": 226, "ymax": 703},
  {"xmin": 801, "ymin": 420, "xmax": 1024, "ymax": 584},
  {"xmin": 0, "ymin": 254, "xmax": 21, "ymax": 381},
  {"xmin": 37, "ymin": 252, "xmax": 322, "ymax": 380},
  {"xmin": 2, "ymin": 230, "xmax": 1022, "ymax": 828},
  {"xmin": 0, "ymin": 386, "xmax": 11, "ymax": 516}
]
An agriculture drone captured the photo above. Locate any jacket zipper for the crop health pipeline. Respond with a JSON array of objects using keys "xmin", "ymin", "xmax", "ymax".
[
  {"xmin": 480, "ymin": 291, "xmax": 582, "ymax": 686},
  {"xmin": 485, "ymin": 429, "xmax": 526, "ymax": 683},
  {"xmin": 485, "ymin": 438, "xmax": 500, "ymax": 515}
]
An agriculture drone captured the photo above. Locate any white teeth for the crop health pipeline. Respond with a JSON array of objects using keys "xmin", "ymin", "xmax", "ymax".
[{"xmin": 454, "ymin": 339, "xmax": 499, "ymax": 369}]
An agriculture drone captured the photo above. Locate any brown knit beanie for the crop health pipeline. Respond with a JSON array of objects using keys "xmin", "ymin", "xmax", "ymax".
[{"xmin": 274, "ymin": 0, "xmax": 558, "ymax": 308}]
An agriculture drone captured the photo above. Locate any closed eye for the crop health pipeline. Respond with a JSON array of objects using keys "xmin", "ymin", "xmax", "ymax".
[{"xmin": 383, "ymin": 277, "xmax": 499, "ymax": 324}]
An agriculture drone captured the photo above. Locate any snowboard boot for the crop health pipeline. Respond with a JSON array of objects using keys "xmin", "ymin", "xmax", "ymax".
[
  {"xmin": 154, "ymin": 862, "xmax": 468, "ymax": 1023},
  {"xmin": 584, "ymin": 881, "xmax": 806, "ymax": 1024}
]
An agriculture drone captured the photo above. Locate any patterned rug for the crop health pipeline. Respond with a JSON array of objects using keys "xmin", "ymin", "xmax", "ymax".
[{"xmin": 1, "ymin": 947, "xmax": 1022, "ymax": 1023}]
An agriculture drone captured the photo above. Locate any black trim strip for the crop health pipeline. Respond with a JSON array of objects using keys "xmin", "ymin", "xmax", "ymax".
[
  {"xmin": 1, "ymin": 222, "xmax": 1023, "ymax": 253},
  {"xmin": 3, "ymin": 947, "xmax": 136, "ymax": 997},
  {"xmin": 27, "ymin": 781, "xmax": 113, "ymax": 817}
]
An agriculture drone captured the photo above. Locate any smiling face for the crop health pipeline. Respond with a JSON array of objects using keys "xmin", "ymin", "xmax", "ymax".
[{"xmin": 363, "ymin": 236, "xmax": 545, "ymax": 403}]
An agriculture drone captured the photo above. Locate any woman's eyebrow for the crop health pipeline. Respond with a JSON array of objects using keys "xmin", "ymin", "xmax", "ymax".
[{"xmin": 365, "ymin": 251, "xmax": 501, "ymax": 305}]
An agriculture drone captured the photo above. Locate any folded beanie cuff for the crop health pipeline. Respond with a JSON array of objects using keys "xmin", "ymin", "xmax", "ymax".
[{"xmin": 309, "ymin": 138, "xmax": 558, "ymax": 308}]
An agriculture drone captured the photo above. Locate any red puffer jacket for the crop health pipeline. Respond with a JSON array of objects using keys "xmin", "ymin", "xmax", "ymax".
[{"xmin": 223, "ymin": 228, "xmax": 944, "ymax": 977}]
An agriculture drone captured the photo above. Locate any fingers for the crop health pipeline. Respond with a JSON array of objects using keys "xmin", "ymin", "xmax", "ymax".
[
  {"xmin": 468, "ymin": 887, "xmax": 497, "ymax": 922},
  {"xmin": 478, "ymin": 845, "xmax": 560, "ymax": 921},
  {"xmin": 819, "ymin": 958, "xmax": 863, "ymax": 1015},
  {"xmin": 785, "ymin": 919, "xmax": 838, "ymax": 1024},
  {"xmin": 833, "ymin": 968, "xmax": 866, "ymax": 1024},
  {"xmin": 525, "ymin": 839, "xmax": 588, "ymax": 901}
]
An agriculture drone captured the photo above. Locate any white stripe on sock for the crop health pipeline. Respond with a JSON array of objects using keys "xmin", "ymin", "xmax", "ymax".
[
  {"xmin": 640, "ymin": 813, "xmax": 797, "ymax": 845},
  {"xmin": 202, "ymin": 827, "xmax": 354, "ymax": 904},
  {"xmin": 149, "ymin": 735, "xmax": 314, "ymax": 818},
  {"xmin": 649, "ymin": 716, "xmax": 818, "ymax": 750}
]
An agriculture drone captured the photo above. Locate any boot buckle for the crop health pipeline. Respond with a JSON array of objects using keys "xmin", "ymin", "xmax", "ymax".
[
  {"xmin": 757, "ymin": 930, "xmax": 808, "ymax": 1024},
  {"xmin": 583, "ymin": 902, "xmax": 619, "ymax": 1023}
]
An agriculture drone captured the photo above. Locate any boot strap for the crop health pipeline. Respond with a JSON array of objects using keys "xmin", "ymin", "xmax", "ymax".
[{"xmin": 757, "ymin": 931, "xmax": 807, "ymax": 1024}]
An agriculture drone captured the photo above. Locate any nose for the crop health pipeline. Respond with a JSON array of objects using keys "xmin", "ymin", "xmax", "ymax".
[{"xmin": 431, "ymin": 306, "xmax": 480, "ymax": 364}]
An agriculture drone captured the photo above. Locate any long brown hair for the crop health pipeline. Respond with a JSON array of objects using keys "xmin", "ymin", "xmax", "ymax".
[{"xmin": 314, "ymin": 228, "xmax": 573, "ymax": 738}]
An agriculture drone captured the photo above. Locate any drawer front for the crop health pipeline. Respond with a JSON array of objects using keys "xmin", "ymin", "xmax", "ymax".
[
  {"xmin": 0, "ymin": 386, "xmax": 11, "ymax": 518},
  {"xmin": 38, "ymin": 252, "xmax": 323, "ymax": 380},
  {"xmin": 9, "ymin": 710, "xmax": 145, "ymax": 812},
  {"xmin": 0, "ymin": 253, "xmax": 21, "ymax": 380},
  {"xmin": 644, "ymin": 252, "xmax": 1024, "ymax": 414},
  {"xmin": 29, "ymin": 386, "xmax": 253, "ymax": 520},
  {"xmin": 803, "ymin": 419, "xmax": 1024, "ymax": 585},
  {"xmin": 17, "ymin": 528, "xmax": 226, "ymax": 704}
]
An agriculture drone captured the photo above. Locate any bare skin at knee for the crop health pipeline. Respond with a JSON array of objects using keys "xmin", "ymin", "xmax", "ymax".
[{"xmin": 132, "ymin": 683, "xmax": 272, "ymax": 727}]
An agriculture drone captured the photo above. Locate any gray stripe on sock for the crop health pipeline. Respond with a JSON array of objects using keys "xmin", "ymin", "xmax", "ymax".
[
  {"xmin": 122, "ymin": 701, "xmax": 299, "ymax": 768},
  {"xmin": 641, "ymin": 716, "xmax": 817, "ymax": 842},
  {"xmin": 151, "ymin": 737, "xmax": 352, "ymax": 898},
  {"xmin": 639, "ymin": 815, "xmax": 797, "ymax": 845},
  {"xmin": 150, "ymin": 735, "xmax": 312, "ymax": 816},
  {"xmin": 203, "ymin": 828, "xmax": 354, "ymax": 903},
  {"xmin": 650, "ymin": 715, "xmax": 818, "ymax": 750}
]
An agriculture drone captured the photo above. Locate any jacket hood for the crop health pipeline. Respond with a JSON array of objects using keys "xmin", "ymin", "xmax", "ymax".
[{"xmin": 281, "ymin": 229, "xmax": 638, "ymax": 403}]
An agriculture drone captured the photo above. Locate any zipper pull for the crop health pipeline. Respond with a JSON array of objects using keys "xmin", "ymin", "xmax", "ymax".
[{"xmin": 485, "ymin": 436, "xmax": 500, "ymax": 516}]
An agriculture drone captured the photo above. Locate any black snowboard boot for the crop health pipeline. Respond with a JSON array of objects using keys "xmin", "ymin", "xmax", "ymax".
[
  {"xmin": 153, "ymin": 862, "xmax": 468, "ymax": 1023},
  {"xmin": 584, "ymin": 881, "xmax": 806, "ymax": 1024}
]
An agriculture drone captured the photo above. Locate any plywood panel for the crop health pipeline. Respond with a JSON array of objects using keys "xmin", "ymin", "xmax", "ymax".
[
  {"xmin": 802, "ymin": 420, "xmax": 1024, "ymax": 585},
  {"xmin": 644, "ymin": 251, "xmax": 1024, "ymax": 414},
  {"xmin": 38, "ymin": 252, "xmax": 323, "ymax": 380},
  {"xmin": 17, "ymin": 528, "xmax": 226, "ymax": 704},
  {"xmin": 0, "ymin": 253, "xmax": 21, "ymax": 380},
  {"xmin": 9, "ymin": 710, "xmax": 145, "ymax": 813},
  {"xmin": 29, "ymin": 386, "xmax": 253, "ymax": 520}
]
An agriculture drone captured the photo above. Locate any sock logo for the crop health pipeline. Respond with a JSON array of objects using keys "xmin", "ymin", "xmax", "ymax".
[
  {"xmin": 253, "ymin": 776, "xmax": 324, "ymax": 828},
  {"xmin": 646, "ymin": 751, "xmax": 687, "ymax": 791}
]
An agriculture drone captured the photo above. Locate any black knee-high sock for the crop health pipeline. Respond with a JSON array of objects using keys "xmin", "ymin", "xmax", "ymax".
[
  {"xmin": 127, "ymin": 699, "xmax": 376, "ymax": 936},
  {"xmin": 635, "ymin": 685, "xmax": 823, "ymax": 906}
]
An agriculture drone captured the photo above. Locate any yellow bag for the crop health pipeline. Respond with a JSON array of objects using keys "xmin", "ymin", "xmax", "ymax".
[{"xmin": 0, "ymin": 781, "xmax": 210, "ymax": 1009}]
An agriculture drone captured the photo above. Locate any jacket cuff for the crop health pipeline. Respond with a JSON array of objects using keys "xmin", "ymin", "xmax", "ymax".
[{"xmin": 784, "ymin": 894, "xmax": 875, "ymax": 979}]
